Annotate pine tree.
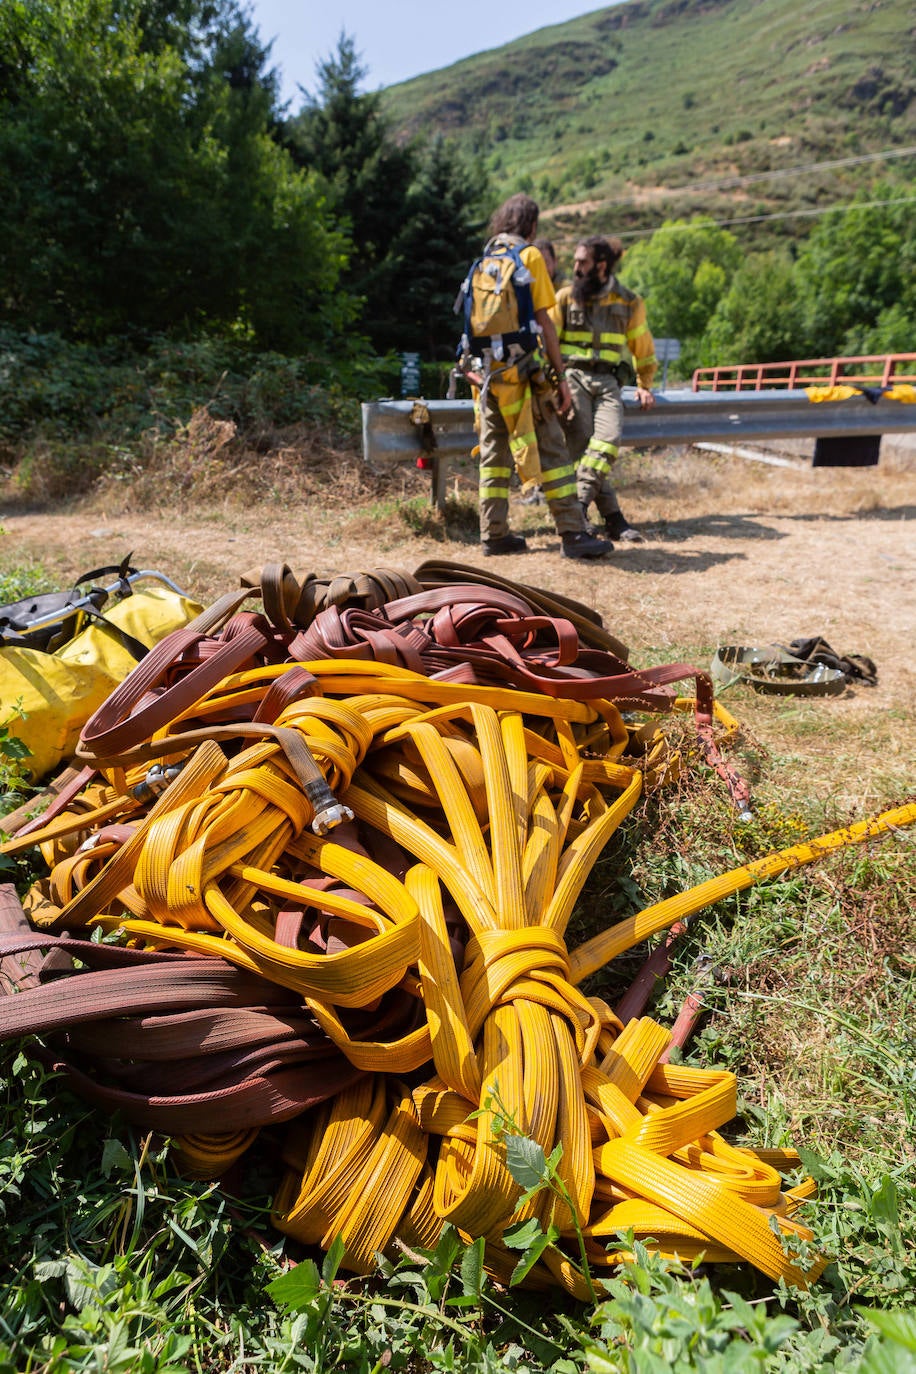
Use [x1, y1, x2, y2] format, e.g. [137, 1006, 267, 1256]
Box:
[286, 35, 488, 358]
[285, 35, 413, 344]
[387, 135, 486, 358]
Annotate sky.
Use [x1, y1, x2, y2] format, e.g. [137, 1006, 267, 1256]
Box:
[247, 1, 613, 106]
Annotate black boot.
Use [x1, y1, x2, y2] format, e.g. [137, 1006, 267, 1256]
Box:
[482, 532, 529, 556]
[604, 512, 645, 543]
[561, 531, 613, 560]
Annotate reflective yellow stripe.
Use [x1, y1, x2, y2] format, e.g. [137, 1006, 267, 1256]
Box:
[588, 439, 617, 458]
[493, 376, 541, 485]
[542, 463, 578, 498]
[541, 461, 577, 483]
[562, 350, 623, 365]
[598, 333, 626, 346]
[481, 484, 511, 498]
[582, 453, 612, 476]
[509, 431, 537, 453]
[628, 323, 649, 341]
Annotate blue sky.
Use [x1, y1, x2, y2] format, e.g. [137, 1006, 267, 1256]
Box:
[247, 1, 613, 106]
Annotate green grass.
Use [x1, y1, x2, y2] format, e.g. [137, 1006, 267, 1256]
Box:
[382, 0, 916, 252]
[361, 493, 480, 544]
[1, 748, 914, 1369]
[0, 560, 51, 604]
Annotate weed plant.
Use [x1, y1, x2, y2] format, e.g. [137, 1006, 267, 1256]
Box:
[0, 331, 405, 508]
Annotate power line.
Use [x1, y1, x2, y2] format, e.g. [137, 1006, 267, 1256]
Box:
[604, 143, 916, 203]
[616, 193, 916, 239]
[545, 145, 916, 220]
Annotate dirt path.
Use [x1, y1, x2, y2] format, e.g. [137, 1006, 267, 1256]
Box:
[4, 443, 914, 808]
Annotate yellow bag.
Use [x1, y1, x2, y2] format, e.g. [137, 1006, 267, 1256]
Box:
[2, 581, 203, 782]
[58, 583, 203, 685]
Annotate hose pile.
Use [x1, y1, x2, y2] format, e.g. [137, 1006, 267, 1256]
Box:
[2, 562, 912, 1298]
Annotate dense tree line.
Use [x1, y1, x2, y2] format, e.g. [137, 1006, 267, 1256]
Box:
[0, 6, 485, 362]
[621, 190, 916, 376]
[1, 0, 909, 397]
[285, 37, 486, 359]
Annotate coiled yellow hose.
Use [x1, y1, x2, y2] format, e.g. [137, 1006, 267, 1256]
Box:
[5, 658, 913, 1296]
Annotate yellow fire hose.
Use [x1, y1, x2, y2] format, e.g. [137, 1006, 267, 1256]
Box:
[4, 659, 914, 1298]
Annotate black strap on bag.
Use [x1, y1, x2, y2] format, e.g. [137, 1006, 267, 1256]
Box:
[0, 555, 148, 661]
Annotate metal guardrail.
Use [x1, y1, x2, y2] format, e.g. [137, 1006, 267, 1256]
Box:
[362, 389, 916, 505]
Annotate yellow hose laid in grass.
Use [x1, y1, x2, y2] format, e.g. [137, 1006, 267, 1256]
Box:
[6, 660, 913, 1297]
[569, 802, 916, 984]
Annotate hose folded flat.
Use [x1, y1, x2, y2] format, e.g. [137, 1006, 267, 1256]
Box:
[2, 563, 912, 1296]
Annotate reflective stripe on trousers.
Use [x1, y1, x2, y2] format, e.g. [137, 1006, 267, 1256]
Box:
[478, 379, 583, 540]
[566, 367, 624, 521]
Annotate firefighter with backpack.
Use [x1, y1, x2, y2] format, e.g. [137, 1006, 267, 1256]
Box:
[455, 195, 611, 559]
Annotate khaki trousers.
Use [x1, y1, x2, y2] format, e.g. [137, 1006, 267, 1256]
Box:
[478, 380, 583, 541]
[565, 369, 625, 519]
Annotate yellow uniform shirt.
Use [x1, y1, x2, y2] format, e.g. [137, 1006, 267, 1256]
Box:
[520, 245, 556, 315]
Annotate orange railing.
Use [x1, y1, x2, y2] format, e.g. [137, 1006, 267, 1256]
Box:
[692, 353, 916, 392]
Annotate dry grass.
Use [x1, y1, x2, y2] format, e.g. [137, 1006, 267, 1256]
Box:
[3, 427, 914, 808]
[90, 409, 414, 515]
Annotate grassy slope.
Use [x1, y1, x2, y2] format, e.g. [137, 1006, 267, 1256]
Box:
[383, 0, 916, 250]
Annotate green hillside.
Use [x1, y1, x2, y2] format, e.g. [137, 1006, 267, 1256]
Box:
[383, 0, 916, 253]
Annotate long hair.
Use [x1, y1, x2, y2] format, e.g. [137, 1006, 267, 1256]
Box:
[489, 194, 540, 241]
[580, 235, 622, 276]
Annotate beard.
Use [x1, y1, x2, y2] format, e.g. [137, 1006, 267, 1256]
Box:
[572, 266, 606, 305]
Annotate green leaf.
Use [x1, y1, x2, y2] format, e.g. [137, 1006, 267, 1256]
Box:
[502, 1216, 545, 1252]
[33, 1258, 68, 1281]
[505, 1134, 548, 1191]
[508, 1227, 556, 1287]
[166, 1216, 202, 1255]
[0, 736, 32, 761]
[582, 1344, 621, 1373]
[100, 1138, 133, 1178]
[857, 1308, 916, 1352]
[859, 1344, 916, 1374]
[431, 1223, 462, 1274]
[868, 1176, 900, 1233]
[796, 1146, 841, 1183]
[460, 1234, 485, 1299]
[63, 1258, 116, 1310]
[266, 1259, 322, 1312]
[322, 1233, 346, 1284]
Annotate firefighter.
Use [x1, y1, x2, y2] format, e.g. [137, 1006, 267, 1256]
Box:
[552, 235, 657, 542]
[533, 237, 560, 286]
[468, 195, 611, 559]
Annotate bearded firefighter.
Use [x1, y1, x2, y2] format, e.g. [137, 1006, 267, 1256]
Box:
[457, 196, 611, 560]
[551, 235, 657, 543]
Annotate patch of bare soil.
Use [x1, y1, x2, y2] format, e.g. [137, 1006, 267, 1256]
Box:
[3, 440, 914, 813]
